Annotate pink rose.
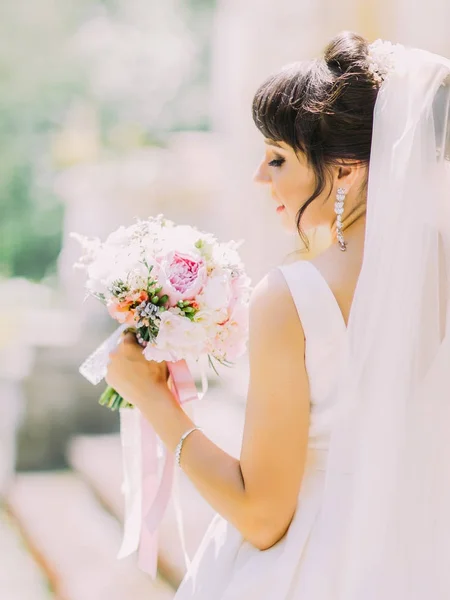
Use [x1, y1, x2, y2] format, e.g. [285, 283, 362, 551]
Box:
[159, 252, 207, 306]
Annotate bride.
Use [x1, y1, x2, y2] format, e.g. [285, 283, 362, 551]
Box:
[106, 31, 450, 599]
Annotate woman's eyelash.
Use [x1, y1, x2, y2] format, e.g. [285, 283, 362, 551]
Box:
[268, 157, 285, 167]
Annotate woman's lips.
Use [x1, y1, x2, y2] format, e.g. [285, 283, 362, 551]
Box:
[271, 193, 285, 213]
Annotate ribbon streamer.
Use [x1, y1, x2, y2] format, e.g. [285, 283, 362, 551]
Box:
[79, 326, 209, 579]
[118, 358, 208, 579]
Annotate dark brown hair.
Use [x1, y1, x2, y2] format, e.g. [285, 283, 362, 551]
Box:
[252, 31, 379, 243]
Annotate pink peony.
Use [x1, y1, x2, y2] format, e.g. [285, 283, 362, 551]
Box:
[159, 252, 207, 306]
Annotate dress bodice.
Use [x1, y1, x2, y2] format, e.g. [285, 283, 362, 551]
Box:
[279, 260, 347, 450]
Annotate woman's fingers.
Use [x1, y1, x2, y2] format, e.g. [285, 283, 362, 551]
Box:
[123, 331, 138, 345]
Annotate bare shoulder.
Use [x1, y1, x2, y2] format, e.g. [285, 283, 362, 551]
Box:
[241, 269, 309, 549]
[249, 268, 303, 339]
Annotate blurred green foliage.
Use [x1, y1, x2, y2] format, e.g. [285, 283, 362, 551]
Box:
[0, 1, 84, 280]
[0, 0, 216, 281]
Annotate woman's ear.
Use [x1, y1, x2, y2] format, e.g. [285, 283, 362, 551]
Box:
[337, 163, 363, 191]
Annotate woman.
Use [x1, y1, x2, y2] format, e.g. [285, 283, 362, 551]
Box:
[106, 32, 450, 599]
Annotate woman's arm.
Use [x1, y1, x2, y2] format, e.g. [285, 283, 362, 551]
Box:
[106, 268, 310, 550]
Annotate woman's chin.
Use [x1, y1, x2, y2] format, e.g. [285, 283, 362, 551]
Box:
[277, 208, 297, 233]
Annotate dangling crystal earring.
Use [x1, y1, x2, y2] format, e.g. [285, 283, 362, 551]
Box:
[335, 187, 347, 252]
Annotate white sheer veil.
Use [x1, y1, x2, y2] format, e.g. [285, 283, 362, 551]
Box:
[313, 46, 450, 599]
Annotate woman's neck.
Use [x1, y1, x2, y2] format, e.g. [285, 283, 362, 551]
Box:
[342, 203, 366, 239]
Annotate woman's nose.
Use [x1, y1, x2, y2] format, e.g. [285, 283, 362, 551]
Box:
[253, 160, 271, 185]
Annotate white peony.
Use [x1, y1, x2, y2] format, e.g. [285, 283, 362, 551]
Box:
[198, 272, 232, 311]
[153, 310, 207, 359]
[212, 241, 243, 269]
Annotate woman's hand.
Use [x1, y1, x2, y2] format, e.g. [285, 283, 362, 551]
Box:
[106, 332, 170, 408]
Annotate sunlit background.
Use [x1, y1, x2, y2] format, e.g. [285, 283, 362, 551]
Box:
[1, 1, 449, 598]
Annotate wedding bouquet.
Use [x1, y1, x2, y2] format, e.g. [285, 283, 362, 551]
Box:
[73, 215, 251, 410]
[72, 215, 251, 577]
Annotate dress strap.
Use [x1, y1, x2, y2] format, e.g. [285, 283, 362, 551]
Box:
[278, 261, 346, 343]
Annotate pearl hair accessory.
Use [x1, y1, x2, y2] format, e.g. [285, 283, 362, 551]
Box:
[335, 187, 347, 252]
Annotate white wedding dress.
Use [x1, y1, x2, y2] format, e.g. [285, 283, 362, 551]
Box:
[174, 259, 349, 599]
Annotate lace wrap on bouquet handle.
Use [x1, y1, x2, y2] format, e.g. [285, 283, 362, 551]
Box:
[310, 49, 450, 600]
[79, 324, 129, 385]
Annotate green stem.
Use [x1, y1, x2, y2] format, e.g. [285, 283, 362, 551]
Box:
[98, 385, 133, 411]
[99, 385, 115, 408]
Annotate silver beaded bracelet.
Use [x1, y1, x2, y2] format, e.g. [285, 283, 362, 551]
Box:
[175, 427, 203, 468]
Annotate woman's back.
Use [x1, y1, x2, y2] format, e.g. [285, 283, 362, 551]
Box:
[310, 217, 365, 329]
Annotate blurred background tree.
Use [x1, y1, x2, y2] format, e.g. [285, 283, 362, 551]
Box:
[0, 0, 216, 281]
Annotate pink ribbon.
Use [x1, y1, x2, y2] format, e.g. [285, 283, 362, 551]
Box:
[120, 359, 199, 579]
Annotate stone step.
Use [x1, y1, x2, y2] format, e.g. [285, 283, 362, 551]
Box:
[7, 472, 174, 600]
[68, 388, 245, 587]
[0, 507, 52, 600]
